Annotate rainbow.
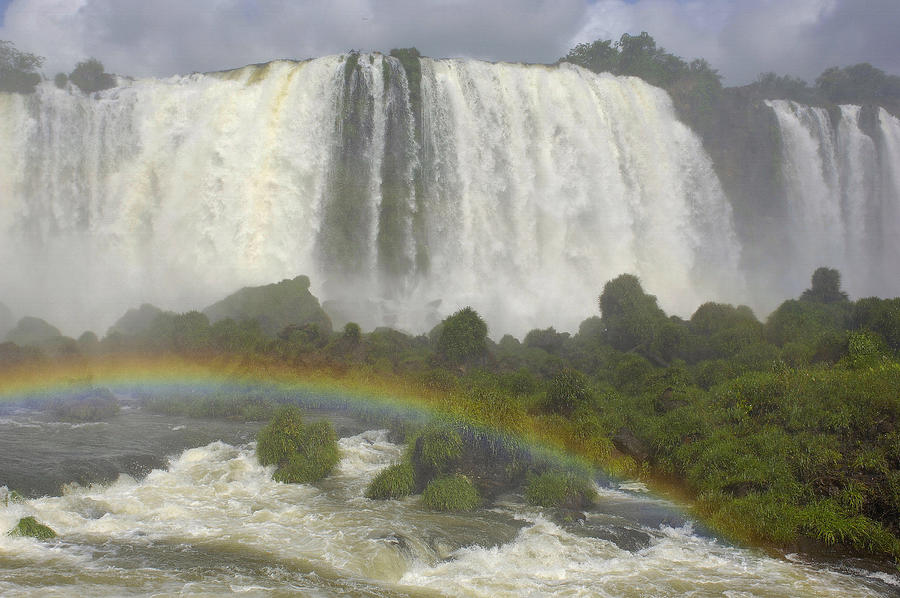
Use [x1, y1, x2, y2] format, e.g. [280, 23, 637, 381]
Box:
[0, 354, 585, 469]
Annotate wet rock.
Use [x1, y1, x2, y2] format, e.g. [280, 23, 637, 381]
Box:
[612, 427, 649, 462]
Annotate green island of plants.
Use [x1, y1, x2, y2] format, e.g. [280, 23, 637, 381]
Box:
[256, 405, 340, 484]
[422, 474, 480, 512]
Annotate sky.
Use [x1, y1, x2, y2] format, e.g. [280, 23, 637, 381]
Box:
[1, 0, 899, 86]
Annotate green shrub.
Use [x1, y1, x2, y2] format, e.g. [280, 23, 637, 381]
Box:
[422, 475, 480, 511]
[545, 368, 592, 415]
[524, 471, 597, 509]
[436, 307, 488, 367]
[9, 517, 56, 540]
[257, 406, 340, 483]
[365, 462, 415, 499]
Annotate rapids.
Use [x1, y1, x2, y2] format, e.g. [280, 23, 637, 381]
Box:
[0, 402, 897, 597]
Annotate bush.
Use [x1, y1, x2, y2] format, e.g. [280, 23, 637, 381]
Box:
[0, 41, 43, 94]
[257, 406, 340, 483]
[69, 58, 115, 93]
[422, 474, 480, 511]
[9, 517, 56, 540]
[435, 307, 487, 367]
[545, 368, 592, 415]
[365, 462, 415, 499]
[524, 471, 597, 509]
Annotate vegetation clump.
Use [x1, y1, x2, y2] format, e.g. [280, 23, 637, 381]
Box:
[51, 388, 119, 422]
[142, 392, 276, 421]
[421, 474, 480, 511]
[408, 422, 463, 484]
[524, 471, 597, 509]
[257, 406, 340, 483]
[365, 462, 415, 499]
[69, 58, 115, 93]
[203, 275, 332, 338]
[0, 40, 43, 94]
[9, 516, 56, 540]
[435, 307, 488, 368]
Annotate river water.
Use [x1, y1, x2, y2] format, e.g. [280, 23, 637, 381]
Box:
[0, 401, 896, 597]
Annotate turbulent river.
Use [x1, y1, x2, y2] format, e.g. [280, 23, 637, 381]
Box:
[0, 400, 896, 597]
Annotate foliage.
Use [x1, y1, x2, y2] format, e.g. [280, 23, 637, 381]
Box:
[409, 422, 463, 478]
[69, 58, 115, 94]
[257, 406, 340, 483]
[801, 267, 849, 304]
[435, 307, 487, 367]
[108, 304, 169, 337]
[9, 517, 56, 540]
[142, 391, 276, 421]
[5, 317, 62, 347]
[544, 368, 592, 416]
[53, 72, 67, 89]
[365, 462, 415, 499]
[598, 274, 667, 353]
[524, 327, 569, 354]
[203, 275, 332, 338]
[343, 322, 361, 343]
[524, 471, 597, 509]
[816, 63, 900, 104]
[0, 40, 43, 93]
[421, 474, 480, 511]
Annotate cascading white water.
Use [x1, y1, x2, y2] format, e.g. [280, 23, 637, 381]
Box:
[765, 100, 900, 299]
[0, 55, 743, 337]
[877, 108, 900, 296]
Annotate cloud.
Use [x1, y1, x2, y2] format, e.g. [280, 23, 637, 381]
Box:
[574, 0, 900, 85]
[1, 0, 898, 84]
[0, 0, 585, 77]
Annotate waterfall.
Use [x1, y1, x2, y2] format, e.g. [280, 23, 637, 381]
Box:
[766, 100, 900, 300]
[2, 54, 745, 336]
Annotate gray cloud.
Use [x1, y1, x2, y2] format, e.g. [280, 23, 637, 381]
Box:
[0, 0, 585, 77]
[1, 0, 898, 85]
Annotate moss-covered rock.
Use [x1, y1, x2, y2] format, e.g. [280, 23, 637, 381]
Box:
[5, 316, 63, 347]
[203, 275, 332, 337]
[365, 462, 415, 499]
[408, 423, 463, 488]
[9, 516, 56, 540]
[257, 406, 340, 484]
[524, 471, 597, 510]
[107, 304, 170, 337]
[422, 474, 480, 511]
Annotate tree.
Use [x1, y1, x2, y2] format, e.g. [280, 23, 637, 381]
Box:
[801, 267, 849, 304]
[598, 274, 667, 352]
[0, 40, 43, 93]
[436, 307, 487, 367]
[561, 39, 618, 74]
[69, 58, 115, 94]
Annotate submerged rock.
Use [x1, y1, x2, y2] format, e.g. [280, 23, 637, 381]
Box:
[8, 516, 56, 540]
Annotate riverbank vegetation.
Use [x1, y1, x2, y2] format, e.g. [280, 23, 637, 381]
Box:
[1, 267, 897, 566]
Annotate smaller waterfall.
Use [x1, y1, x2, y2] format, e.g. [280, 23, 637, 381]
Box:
[766, 100, 899, 299]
